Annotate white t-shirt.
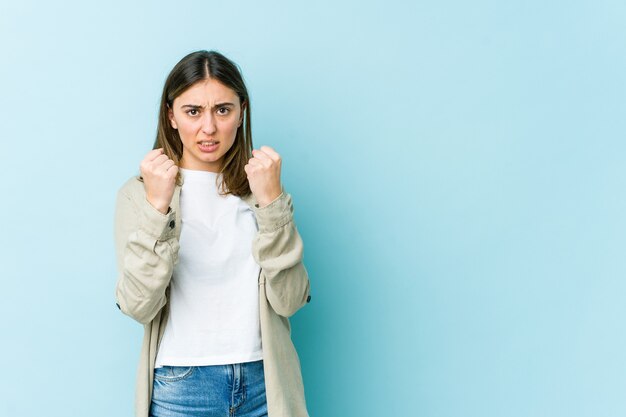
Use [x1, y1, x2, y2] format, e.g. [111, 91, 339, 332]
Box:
[154, 167, 263, 367]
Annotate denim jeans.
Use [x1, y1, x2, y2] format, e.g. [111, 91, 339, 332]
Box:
[149, 359, 268, 417]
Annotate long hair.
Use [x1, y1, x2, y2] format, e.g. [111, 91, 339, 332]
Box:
[152, 50, 253, 197]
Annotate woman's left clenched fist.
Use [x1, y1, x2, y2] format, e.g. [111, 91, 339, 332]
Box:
[244, 145, 282, 207]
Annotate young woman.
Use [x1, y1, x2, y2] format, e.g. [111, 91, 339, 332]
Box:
[113, 50, 311, 417]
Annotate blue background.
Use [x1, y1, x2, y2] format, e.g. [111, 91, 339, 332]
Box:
[1, 1, 625, 416]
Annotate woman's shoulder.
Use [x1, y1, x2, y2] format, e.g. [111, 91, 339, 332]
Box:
[117, 173, 145, 199]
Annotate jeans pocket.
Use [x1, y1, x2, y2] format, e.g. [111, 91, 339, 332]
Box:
[154, 365, 195, 382]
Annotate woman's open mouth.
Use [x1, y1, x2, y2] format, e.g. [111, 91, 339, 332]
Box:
[198, 140, 219, 153]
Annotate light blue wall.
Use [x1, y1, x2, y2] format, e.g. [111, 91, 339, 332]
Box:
[1, 1, 624, 416]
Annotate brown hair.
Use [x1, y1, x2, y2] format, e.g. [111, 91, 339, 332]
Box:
[152, 50, 253, 197]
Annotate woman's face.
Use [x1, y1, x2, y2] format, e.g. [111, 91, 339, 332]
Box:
[168, 78, 244, 172]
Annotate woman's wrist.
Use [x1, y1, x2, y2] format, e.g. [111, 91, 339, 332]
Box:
[146, 196, 170, 215]
[255, 190, 282, 208]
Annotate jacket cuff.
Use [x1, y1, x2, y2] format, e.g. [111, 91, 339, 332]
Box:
[137, 195, 177, 240]
[253, 191, 293, 233]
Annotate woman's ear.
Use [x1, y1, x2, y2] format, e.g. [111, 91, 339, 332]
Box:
[167, 104, 178, 129]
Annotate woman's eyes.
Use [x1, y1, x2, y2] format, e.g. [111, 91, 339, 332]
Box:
[186, 108, 230, 116]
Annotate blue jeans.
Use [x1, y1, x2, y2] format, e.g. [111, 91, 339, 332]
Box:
[149, 359, 268, 417]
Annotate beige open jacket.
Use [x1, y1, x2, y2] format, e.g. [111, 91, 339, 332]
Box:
[113, 174, 311, 417]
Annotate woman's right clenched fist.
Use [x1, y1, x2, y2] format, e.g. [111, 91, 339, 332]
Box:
[140, 148, 178, 214]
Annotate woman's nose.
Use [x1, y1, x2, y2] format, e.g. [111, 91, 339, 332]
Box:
[201, 112, 217, 135]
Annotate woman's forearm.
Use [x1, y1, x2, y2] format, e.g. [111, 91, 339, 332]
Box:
[114, 188, 178, 324]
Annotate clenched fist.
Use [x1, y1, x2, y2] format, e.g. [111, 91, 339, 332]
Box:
[140, 148, 178, 214]
[244, 145, 282, 208]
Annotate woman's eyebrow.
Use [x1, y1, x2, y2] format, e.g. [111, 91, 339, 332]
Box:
[180, 102, 236, 109]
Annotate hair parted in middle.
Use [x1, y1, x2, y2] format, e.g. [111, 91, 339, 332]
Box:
[152, 50, 253, 197]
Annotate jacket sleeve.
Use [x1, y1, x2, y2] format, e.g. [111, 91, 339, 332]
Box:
[113, 186, 179, 325]
[251, 191, 311, 318]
